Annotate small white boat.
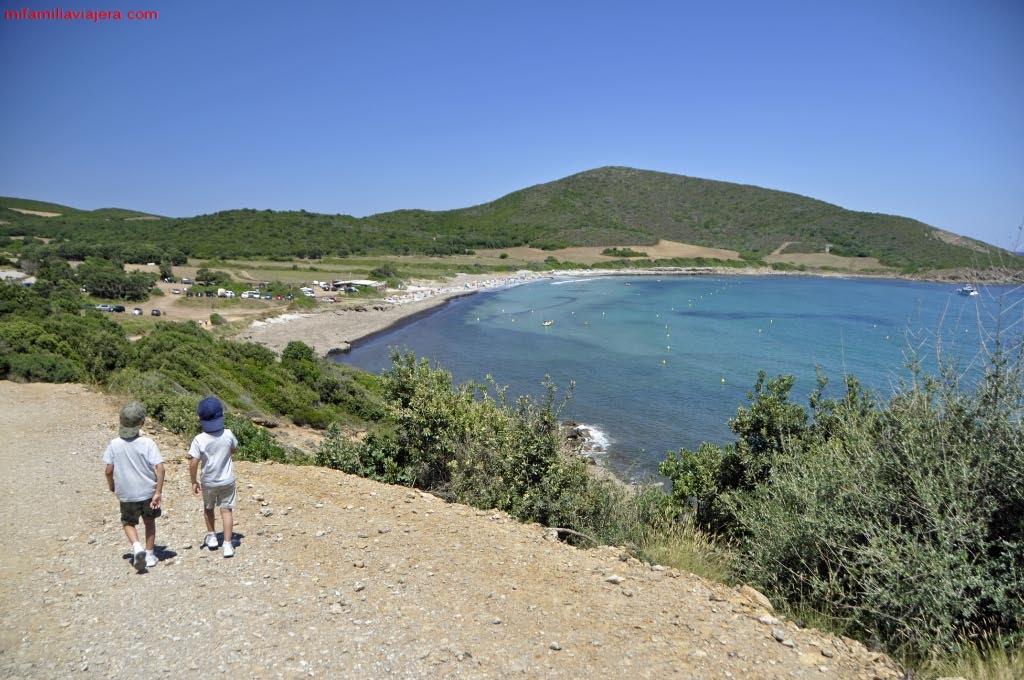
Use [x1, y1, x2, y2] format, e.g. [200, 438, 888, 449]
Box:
[542, 320, 554, 327]
[957, 284, 979, 297]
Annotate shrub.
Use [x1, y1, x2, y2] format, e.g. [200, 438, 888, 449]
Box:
[225, 414, 298, 463]
[661, 351, 1024, 660]
[6, 352, 83, 382]
[315, 350, 643, 539]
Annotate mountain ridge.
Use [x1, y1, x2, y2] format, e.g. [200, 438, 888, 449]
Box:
[2, 166, 1019, 273]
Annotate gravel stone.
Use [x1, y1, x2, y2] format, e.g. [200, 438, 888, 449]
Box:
[0, 382, 903, 679]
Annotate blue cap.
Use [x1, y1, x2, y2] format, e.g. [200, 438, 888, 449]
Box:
[197, 396, 224, 433]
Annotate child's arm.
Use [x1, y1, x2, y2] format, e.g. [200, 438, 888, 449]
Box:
[189, 457, 201, 495]
[151, 462, 165, 508]
[105, 463, 115, 493]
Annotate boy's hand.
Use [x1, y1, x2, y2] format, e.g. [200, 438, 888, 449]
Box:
[192, 481, 201, 495]
[150, 492, 162, 509]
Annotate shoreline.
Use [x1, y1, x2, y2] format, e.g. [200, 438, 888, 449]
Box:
[329, 290, 478, 355]
[234, 265, 997, 358]
[236, 270, 552, 356]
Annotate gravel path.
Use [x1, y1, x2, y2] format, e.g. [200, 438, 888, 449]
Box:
[0, 381, 901, 679]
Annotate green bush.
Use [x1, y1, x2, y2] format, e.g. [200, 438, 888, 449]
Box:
[106, 368, 196, 434]
[660, 352, 1024, 661]
[316, 351, 641, 539]
[225, 414, 297, 463]
[5, 352, 83, 382]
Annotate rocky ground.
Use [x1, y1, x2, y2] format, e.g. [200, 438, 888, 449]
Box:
[0, 381, 904, 679]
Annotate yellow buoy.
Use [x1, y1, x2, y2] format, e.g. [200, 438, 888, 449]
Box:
[661, 359, 666, 365]
[721, 378, 726, 384]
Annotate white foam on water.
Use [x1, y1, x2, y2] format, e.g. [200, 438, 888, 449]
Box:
[569, 422, 612, 461]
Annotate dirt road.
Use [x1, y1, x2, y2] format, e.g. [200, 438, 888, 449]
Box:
[0, 381, 901, 679]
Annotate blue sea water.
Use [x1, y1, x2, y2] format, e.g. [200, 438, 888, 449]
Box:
[336, 275, 1022, 481]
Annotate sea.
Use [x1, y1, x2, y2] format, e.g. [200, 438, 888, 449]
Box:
[335, 275, 1022, 481]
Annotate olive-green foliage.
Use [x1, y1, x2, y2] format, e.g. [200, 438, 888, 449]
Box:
[0, 281, 131, 383]
[224, 414, 302, 464]
[660, 371, 809, 530]
[77, 257, 155, 301]
[0, 276, 384, 430]
[195, 268, 232, 286]
[369, 263, 399, 280]
[316, 351, 646, 539]
[601, 247, 648, 257]
[106, 368, 198, 434]
[5, 167, 1020, 272]
[660, 351, 1024, 660]
[128, 329, 379, 430]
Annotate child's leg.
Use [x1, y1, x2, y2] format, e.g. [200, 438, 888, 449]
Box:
[204, 507, 216, 534]
[122, 523, 140, 547]
[142, 516, 157, 551]
[221, 508, 233, 546]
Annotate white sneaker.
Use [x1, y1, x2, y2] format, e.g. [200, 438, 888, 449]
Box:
[133, 548, 146, 571]
[222, 542, 234, 558]
[145, 551, 158, 568]
[204, 532, 219, 550]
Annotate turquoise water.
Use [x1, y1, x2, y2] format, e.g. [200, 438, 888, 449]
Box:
[336, 276, 1021, 480]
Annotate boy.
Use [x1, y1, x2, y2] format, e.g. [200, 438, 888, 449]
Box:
[103, 401, 164, 572]
[188, 396, 238, 558]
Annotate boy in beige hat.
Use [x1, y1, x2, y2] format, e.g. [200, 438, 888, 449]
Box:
[103, 401, 165, 572]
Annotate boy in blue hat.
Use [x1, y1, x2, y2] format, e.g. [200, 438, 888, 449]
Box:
[188, 396, 238, 558]
[103, 401, 165, 572]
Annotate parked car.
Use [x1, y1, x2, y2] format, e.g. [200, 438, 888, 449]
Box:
[151, 309, 161, 316]
[131, 308, 143, 315]
[111, 305, 126, 313]
[171, 288, 181, 294]
[181, 278, 193, 284]
[95, 304, 112, 312]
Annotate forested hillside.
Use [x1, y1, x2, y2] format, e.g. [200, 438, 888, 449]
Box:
[2, 167, 1018, 272]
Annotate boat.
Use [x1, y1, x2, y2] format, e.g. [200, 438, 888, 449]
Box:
[957, 284, 979, 297]
[542, 320, 554, 327]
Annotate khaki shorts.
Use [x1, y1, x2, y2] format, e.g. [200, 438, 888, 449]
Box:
[119, 499, 162, 526]
[202, 482, 237, 510]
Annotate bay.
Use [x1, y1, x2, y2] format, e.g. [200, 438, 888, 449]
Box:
[335, 275, 1021, 481]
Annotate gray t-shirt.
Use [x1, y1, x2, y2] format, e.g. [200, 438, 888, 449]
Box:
[188, 429, 238, 487]
[103, 436, 163, 503]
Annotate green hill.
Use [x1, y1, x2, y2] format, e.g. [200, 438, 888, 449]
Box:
[2, 167, 1019, 273]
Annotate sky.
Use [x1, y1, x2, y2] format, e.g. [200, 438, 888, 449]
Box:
[1, 0, 1021, 247]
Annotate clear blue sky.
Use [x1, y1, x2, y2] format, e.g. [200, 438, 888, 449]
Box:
[1, 0, 1021, 247]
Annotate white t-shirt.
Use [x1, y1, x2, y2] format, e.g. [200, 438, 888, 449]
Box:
[188, 429, 238, 487]
[103, 436, 164, 502]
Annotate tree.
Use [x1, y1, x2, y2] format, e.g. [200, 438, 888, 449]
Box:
[194, 268, 231, 286]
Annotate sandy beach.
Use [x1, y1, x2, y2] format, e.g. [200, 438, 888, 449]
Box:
[236, 270, 553, 356]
